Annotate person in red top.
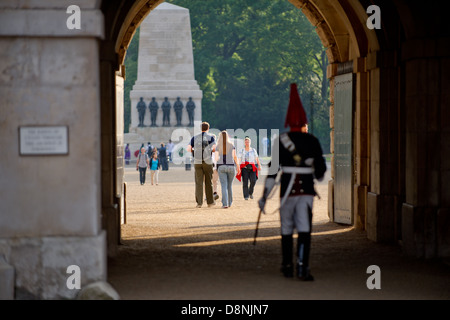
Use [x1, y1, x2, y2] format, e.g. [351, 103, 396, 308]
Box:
[237, 137, 262, 200]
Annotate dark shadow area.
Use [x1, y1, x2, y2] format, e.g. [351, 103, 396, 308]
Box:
[108, 219, 450, 299]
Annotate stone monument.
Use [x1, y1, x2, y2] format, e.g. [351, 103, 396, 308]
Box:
[127, 2, 202, 157]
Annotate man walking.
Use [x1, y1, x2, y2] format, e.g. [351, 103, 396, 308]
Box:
[187, 122, 216, 208]
[258, 83, 326, 281]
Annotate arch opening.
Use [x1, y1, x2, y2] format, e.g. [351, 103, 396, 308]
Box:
[100, 0, 383, 257]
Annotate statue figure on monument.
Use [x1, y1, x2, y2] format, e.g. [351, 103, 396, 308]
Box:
[186, 97, 196, 127]
[149, 97, 159, 127]
[137, 97, 147, 127]
[162, 97, 171, 126]
[174, 97, 184, 126]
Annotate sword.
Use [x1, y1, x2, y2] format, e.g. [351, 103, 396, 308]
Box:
[253, 209, 263, 245]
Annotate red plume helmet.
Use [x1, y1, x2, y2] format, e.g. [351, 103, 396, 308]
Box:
[284, 83, 308, 129]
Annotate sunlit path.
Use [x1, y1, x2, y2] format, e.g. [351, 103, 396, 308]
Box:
[108, 166, 450, 300]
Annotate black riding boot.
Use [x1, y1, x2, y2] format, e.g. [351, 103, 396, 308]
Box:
[281, 235, 293, 277]
[297, 232, 314, 281]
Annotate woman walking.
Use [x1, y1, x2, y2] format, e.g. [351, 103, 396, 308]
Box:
[136, 147, 150, 185]
[150, 152, 161, 185]
[211, 134, 220, 201]
[215, 131, 240, 208]
[238, 137, 261, 200]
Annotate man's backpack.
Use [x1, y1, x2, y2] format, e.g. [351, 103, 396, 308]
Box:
[193, 133, 212, 162]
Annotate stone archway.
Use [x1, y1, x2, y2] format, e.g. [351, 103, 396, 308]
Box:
[101, 0, 450, 262]
[2, 0, 449, 300]
[101, 0, 379, 252]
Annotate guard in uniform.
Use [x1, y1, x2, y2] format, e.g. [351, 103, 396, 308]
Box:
[258, 83, 326, 281]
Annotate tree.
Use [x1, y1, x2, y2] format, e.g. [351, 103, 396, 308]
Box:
[124, 1, 330, 152]
[123, 27, 140, 133]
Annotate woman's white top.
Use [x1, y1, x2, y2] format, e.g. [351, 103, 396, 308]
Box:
[238, 147, 258, 163]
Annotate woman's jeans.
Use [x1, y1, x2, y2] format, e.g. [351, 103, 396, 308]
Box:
[241, 167, 257, 199]
[139, 167, 147, 184]
[218, 165, 235, 207]
[151, 169, 159, 184]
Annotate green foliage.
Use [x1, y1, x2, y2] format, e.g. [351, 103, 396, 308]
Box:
[123, 27, 140, 133]
[124, 1, 330, 152]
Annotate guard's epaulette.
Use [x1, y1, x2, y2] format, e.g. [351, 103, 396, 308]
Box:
[279, 132, 301, 166]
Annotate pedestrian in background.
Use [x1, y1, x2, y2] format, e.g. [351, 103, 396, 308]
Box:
[149, 152, 161, 185]
[146, 142, 154, 158]
[187, 122, 216, 208]
[237, 137, 261, 200]
[136, 147, 149, 185]
[125, 143, 131, 165]
[216, 131, 240, 208]
[167, 139, 175, 162]
[159, 143, 169, 171]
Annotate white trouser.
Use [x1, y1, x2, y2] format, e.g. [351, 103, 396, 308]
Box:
[151, 169, 159, 184]
[279, 195, 314, 235]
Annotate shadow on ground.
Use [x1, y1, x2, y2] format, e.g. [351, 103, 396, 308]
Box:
[108, 219, 450, 300]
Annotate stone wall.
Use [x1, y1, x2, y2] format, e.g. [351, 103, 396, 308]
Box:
[0, 1, 107, 299]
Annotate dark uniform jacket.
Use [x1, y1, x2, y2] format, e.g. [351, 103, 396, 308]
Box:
[268, 132, 326, 198]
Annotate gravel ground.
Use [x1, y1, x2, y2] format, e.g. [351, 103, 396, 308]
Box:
[107, 165, 450, 300]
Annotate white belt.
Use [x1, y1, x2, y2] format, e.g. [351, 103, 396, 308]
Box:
[279, 166, 314, 208]
[281, 166, 314, 174]
[263, 166, 317, 215]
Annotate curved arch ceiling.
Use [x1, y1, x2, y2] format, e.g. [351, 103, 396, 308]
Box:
[113, 0, 379, 68]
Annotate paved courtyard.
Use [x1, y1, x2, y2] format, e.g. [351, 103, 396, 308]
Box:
[107, 165, 450, 300]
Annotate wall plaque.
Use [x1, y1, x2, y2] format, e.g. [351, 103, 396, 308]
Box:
[19, 126, 69, 156]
